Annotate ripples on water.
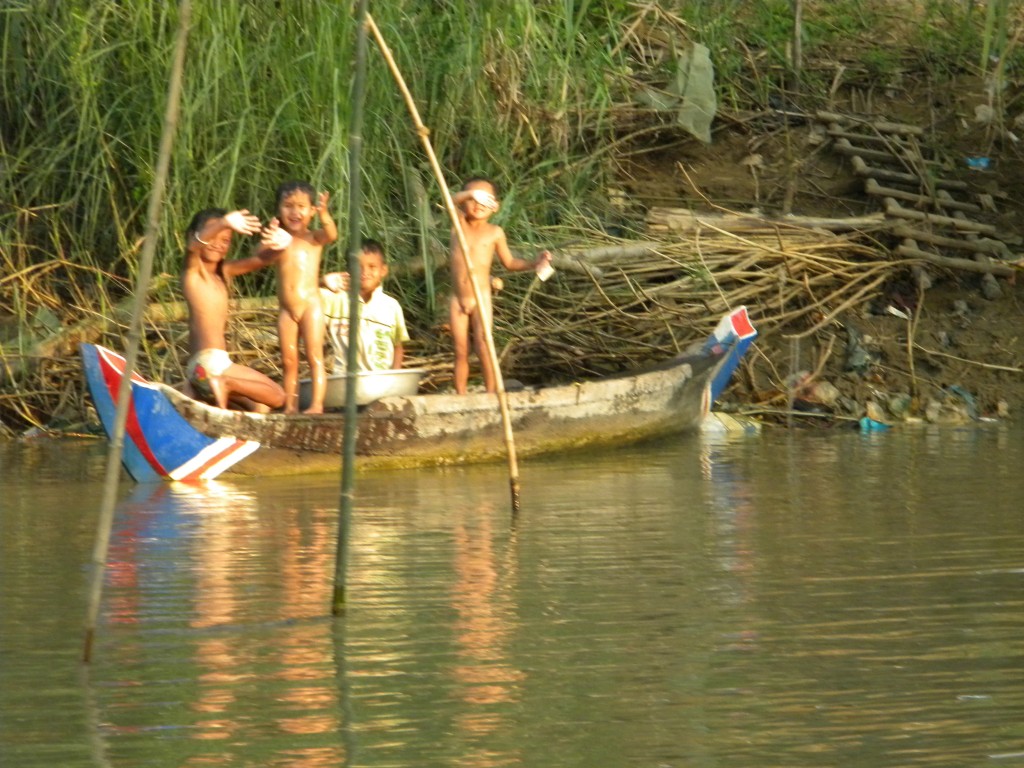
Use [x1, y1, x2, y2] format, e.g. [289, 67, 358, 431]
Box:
[2, 427, 1023, 767]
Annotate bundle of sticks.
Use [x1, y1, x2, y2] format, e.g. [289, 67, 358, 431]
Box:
[491, 212, 901, 383]
[0, 211, 950, 434]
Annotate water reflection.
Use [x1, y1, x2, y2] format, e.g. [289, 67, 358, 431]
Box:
[450, 508, 524, 767]
[98, 480, 346, 766]
[702, 436, 760, 661]
[3, 429, 1024, 767]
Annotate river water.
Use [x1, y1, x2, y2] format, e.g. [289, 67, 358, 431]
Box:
[2, 425, 1023, 767]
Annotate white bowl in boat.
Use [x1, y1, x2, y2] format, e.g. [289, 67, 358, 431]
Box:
[299, 368, 425, 409]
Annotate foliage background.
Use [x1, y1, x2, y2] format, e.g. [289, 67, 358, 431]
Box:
[1, 0, 1021, 434]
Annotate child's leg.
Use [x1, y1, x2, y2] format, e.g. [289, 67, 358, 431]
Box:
[278, 310, 301, 414]
[222, 363, 286, 412]
[299, 304, 326, 413]
[450, 295, 471, 394]
[471, 308, 496, 393]
[207, 376, 230, 410]
[186, 349, 231, 409]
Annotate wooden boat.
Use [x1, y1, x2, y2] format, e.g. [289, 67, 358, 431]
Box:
[79, 344, 260, 482]
[81, 306, 756, 481]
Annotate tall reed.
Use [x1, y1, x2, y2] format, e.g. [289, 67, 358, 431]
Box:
[1, 2, 629, 286]
[1, 0, 1015, 435]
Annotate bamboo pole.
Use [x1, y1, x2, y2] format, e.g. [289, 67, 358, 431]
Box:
[333, 0, 370, 616]
[366, 13, 522, 513]
[83, 0, 191, 663]
[791, 0, 803, 92]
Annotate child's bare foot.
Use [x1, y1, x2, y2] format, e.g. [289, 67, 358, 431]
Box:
[302, 405, 324, 415]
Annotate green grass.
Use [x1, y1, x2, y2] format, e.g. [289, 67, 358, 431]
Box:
[3, 1, 1011, 282]
[1, 0, 1017, 434]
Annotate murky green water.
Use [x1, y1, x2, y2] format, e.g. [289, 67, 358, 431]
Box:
[2, 426, 1024, 767]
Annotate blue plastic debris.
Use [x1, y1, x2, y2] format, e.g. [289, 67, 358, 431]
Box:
[946, 385, 978, 419]
[859, 417, 891, 432]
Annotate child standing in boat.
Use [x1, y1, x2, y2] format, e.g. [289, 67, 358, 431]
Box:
[321, 239, 409, 373]
[448, 177, 552, 394]
[257, 180, 338, 414]
[181, 208, 286, 413]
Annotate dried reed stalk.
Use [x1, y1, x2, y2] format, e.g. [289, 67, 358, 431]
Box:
[1, 219, 926, 435]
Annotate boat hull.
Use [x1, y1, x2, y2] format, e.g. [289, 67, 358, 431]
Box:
[80, 306, 755, 480]
[164, 352, 719, 475]
[80, 345, 259, 482]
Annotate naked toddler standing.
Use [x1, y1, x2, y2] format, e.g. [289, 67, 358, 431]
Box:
[448, 177, 552, 394]
[257, 180, 338, 413]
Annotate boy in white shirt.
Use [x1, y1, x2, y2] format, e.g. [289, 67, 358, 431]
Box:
[321, 239, 408, 372]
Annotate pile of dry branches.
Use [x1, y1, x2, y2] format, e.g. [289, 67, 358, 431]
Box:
[0, 213, 920, 436]
[494, 211, 903, 389]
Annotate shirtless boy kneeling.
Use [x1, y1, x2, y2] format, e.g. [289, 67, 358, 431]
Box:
[182, 208, 286, 413]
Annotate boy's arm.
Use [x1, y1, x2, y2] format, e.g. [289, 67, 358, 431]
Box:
[190, 210, 261, 253]
[313, 192, 338, 245]
[451, 189, 474, 207]
[222, 247, 279, 278]
[494, 231, 553, 276]
[224, 219, 287, 278]
[493, 229, 535, 272]
[449, 189, 476, 225]
[391, 343, 405, 370]
[243, 216, 293, 266]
